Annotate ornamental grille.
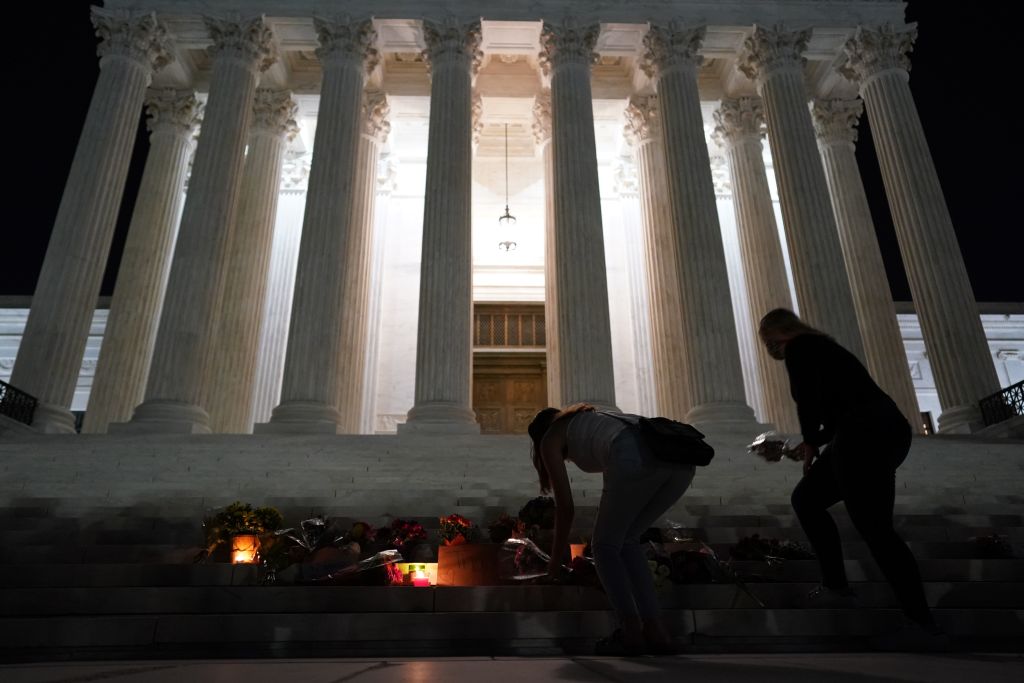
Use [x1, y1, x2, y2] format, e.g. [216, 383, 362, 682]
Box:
[474, 305, 545, 348]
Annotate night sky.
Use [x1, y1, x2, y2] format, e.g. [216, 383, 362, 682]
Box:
[5, 2, 1022, 303]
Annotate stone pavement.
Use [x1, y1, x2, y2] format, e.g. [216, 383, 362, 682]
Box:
[2, 654, 1023, 683]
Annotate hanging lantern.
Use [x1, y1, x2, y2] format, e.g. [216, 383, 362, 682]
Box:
[498, 122, 517, 251]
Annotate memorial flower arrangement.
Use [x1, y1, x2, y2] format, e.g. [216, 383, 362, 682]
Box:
[729, 534, 816, 563]
[487, 512, 526, 543]
[198, 501, 283, 561]
[383, 518, 427, 553]
[439, 513, 474, 545]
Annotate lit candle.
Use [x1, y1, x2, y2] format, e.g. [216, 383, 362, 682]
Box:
[412, 566, 430, 587]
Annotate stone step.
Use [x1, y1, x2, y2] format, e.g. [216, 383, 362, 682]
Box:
[1, 559, 1021, 588]
[0, 608, 1020, 661]
[2, 582, 1023, 617]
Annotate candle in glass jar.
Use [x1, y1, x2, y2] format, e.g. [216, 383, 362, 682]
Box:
[412, 566, 430, 587]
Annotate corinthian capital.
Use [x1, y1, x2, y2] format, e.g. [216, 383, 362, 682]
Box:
[737, 24, 810, 84]
[841, 23, 917, 84]
[204, 15, 277, 73]
[539, 18, 599, 73]
[91, 7, 174, 72]
[314, 16, 379, 73]
[712, 97, 765, 145]
[623, 95, 660, 145]
[811, 97, 863, 147]
[422, 17, 483, 73]
[144, 88, 202, 136]
[252, 89, 299, 139]
[471, 93, 484, 146]
[640, 21, 705, 79]
[532, 89, 552, 145]
[362, 90, 391, 143]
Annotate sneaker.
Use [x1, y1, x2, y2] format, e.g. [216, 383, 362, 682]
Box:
[795, 584, 860, 609]
[870, 621, 952, 652]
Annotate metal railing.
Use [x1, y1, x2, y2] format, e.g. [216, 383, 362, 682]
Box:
[979, 380, 1024, 427]
[0, 379, 38, 426]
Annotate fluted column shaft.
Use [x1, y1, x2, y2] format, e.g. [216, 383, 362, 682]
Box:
[124, 16, 275, 433]
[811, 97, 922, 431]
[533, 91, 561, 408]
[843, 25, 998, 433]
[264, 18, 377, 432]
[541, 19, 617, 410]
[623, 96, 689, 421]
[207, 90, 296, 433]
[714, 98, 799, 432]
[738, 26, 864, 359]
[11, 9, 171, 433]
[643, 23, 754, 426]
[402, 18, 481, 432]
[83, 89, 199, 433]
[336, 92, 390, 433]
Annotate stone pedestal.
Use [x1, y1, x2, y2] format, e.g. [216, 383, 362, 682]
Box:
[623, 95, 689, 421]
[10, 9, 171, 433]
[538, 18, 617, 411]
[82, 89, 199, 434]
[811, 97, 922, 431]
[122, 15, 276, 434]
[843, 24, 999, 433]
[713, 97, 799, 432]
[262, 18, 378, 433]
[642, 22, 754, 427]
[738, 25, 864, 359]
[206, 90, 297, 434]
[401, 18, 482, 433]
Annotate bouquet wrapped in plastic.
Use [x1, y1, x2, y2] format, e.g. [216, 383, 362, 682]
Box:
[747, 432, 802, 463]
[498, 537, 600, 587]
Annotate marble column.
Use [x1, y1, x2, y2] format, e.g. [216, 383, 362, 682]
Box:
[401, 18, 482, 432]
[539, 18, 617, 411]
[10, 8, 171, 433]
[738, 25, 865, 359]
[206, 90, 297, 434]
[122, 15, 275, 433]
[82, 89, 200, 434]
[263, 17, 378, 432]
[642, 22, 755, 426]
[532, 89, 561, 408]
[336, 91, 390, 433]
[713, 97, 799, 432]
[811, 97, 922, 431]
[622, 95, 690, 421]
[843, 24, 999, 433]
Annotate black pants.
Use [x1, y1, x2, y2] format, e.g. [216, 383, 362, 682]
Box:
[791, 402, 932, 624]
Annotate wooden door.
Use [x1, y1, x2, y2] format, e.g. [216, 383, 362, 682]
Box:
[473, 353, 547, 434]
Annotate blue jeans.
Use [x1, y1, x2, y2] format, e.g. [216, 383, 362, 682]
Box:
[591, 427, 696, 621]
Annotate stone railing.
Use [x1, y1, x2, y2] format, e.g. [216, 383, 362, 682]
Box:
[0, 379, 38, 426]
[979, 380, 1024, 428]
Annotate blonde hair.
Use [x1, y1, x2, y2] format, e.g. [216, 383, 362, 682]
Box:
[758, 308, 827, 340]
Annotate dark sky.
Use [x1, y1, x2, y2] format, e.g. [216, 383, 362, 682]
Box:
[5, 2, 1022, 302]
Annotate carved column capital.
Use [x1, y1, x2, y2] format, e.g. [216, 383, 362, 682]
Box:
[144, 88, 202, 137]
[422, 17, 483, 74]
[623, 94, 660, 146]
[314, 16, 379, 73]
[539, 18, 599, 74]
[640, 21, 705, 79]
[712, 97, 765, 147]
[841, 23, 917, 85]
[91, 7, 174, 72]
[737, 24, 810, 84]
[204, 15, 277, 73]
[251, 89, 299, 139]
[361, 90, 391, 143]
[532, 89, 552, 145]
[811, 97, 863, 148]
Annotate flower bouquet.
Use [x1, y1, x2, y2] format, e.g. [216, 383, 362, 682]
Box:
[439, 513, 474, 546]
[487, 512, 526, 544]
[197, 501, 283, 563]
[747, 432, 801, 463]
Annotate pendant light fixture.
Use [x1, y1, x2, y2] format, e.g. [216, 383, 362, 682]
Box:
[497, 123, 517, 251]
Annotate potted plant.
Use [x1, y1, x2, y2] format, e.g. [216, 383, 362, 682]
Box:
[200, 501, 283, 564]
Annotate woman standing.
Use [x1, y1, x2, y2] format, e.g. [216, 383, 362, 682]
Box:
[758, 308, 945, 647]
[527, 403, 695, 654]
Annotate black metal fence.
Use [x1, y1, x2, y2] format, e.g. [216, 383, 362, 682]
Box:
[979, 380, 1024, 428]
[0, 379, 38, 426]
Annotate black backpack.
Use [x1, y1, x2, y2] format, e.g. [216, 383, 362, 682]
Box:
[603, 412, 715, 467]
